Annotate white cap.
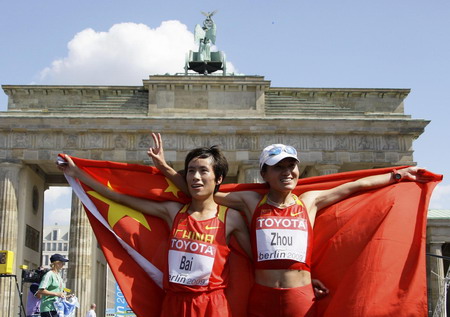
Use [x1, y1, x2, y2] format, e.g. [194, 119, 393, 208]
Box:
[259, 144, 299, 169]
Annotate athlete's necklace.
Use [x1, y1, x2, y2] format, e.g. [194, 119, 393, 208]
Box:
[266, 195, 296, 209]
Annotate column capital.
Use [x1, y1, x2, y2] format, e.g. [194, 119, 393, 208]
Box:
[314, 164, 341, 175]
[429, 242, 445, 253]
[0, 160, 24, 168]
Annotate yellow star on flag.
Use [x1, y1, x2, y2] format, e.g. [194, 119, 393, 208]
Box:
[164, 177, 181, 198]
[87, 191, 151, 231]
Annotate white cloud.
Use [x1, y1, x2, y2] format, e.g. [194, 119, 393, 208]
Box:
[38, 21, 235, 85]
[37, 20, 237, 228]
[429, 183, 450, 210]
[44, 207, 71, 226]
[44, 186, 72, 203]
[44, 187, 72, 227]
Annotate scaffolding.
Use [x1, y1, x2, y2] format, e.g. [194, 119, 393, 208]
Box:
[430, 253, 450, 317]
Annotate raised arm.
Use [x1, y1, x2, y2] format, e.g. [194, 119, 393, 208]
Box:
[214, 191, 260, 223]
[147, 133, 189, 195]
[301, 166, 433, 225]
[58, 154, 179, 225]
[148, 133, 261, 222]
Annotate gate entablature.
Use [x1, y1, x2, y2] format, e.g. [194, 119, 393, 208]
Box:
[0, 116, 427, 179]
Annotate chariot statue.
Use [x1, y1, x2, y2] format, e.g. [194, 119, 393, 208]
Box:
[185, 10, 227, 75]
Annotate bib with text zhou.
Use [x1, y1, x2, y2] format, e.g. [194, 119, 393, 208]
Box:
[256, 216, 308, 263]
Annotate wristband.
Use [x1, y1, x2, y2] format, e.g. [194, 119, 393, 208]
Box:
[392, 169, 402, 182]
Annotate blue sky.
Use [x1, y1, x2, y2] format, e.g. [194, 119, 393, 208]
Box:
[1, 1, 449, 223]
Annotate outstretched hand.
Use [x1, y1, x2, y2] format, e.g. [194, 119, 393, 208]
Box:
[147, 133, 167, 167]
[398, 166, 436, 183]
[56, 154, 78, 177]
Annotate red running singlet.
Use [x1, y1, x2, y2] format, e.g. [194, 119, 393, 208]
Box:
[165, 204, 231, 293]
[251, 194, 313, 271]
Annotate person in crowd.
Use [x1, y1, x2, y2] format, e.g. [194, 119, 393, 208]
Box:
[26, 283, 41, 317]
[36, 254, 68, 317]
[85, 303, 96, 317]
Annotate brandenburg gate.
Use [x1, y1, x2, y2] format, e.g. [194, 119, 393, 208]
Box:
[1, 73, 444, 315]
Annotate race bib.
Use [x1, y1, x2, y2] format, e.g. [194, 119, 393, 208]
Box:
[168, 238, 216, 286]
[256, 216, 308, 263]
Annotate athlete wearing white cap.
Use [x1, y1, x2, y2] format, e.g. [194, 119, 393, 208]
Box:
[151, 137, 430, 317]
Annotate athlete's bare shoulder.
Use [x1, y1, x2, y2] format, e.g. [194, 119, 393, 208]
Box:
[226, 208, 247, 224]
[162, 200, 185, 223]
[225, 207, 252, 257]
[224, 208, 248, 233]
[238, 190, 263, 211]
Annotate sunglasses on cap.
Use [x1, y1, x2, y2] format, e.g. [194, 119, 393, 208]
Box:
[267, 145, 297, 156]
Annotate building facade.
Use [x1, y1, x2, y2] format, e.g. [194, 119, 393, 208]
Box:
[42, 225, 70, 278]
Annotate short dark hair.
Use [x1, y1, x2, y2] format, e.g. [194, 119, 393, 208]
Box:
[184, 146, 228, 193]
[260, 164, 268, 173]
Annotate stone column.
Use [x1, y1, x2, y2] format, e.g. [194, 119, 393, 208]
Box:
[67, 193, 93, 317]
[315, 164, 340, 175]
[0, 162, 22, 315]
[238, 166, 262, 184]
[428, 242, 446, 317]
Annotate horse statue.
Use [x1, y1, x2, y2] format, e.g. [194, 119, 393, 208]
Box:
[185, 10, 227, 75]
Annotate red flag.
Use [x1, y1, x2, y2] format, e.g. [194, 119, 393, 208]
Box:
[60, 155, 442, 317]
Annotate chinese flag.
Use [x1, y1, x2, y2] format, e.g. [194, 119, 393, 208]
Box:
[61, 155, 442, 317]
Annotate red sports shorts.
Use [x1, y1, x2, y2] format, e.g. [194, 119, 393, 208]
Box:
[160, 288, 231, 317]
[248, 283, 316, 317]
